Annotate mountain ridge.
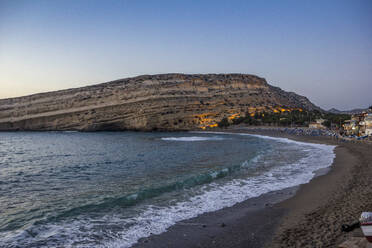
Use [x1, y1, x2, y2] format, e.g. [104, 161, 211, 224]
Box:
[327, 107, 368, 115]
[0, 73, 322, 131]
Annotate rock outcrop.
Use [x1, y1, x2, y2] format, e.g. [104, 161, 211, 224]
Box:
[0, 73, 321, 131]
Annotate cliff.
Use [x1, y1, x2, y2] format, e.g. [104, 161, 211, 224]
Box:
[0, 73, 321, 131]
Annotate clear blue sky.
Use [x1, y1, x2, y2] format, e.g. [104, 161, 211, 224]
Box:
[0, 0, 371, 110]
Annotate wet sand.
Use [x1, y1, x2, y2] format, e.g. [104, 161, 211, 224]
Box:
[133, 128, 372, 248]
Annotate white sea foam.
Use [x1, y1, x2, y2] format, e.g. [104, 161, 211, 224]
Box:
[194, 131, 335, 149]
[3, 133, 336, 248]
[104, 141, 335, 247]
[161, 136, 225, 141]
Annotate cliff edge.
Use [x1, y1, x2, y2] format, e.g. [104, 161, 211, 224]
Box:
[0, 73, 320, 131]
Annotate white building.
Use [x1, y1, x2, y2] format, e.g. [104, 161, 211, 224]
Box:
[363, 114, 372, 136]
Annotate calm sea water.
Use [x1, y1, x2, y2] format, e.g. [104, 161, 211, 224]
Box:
[0, 131, 335, 247]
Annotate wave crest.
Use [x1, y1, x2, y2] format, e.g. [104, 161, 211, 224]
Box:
[161, 136, 225, 141]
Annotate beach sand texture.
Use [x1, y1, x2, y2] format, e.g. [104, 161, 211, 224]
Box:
[271, 136, 372, 247]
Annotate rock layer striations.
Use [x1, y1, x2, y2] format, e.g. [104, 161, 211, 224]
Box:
[0, 74, 320, 131]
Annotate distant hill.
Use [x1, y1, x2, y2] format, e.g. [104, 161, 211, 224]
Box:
[0, 73, 322, 131]
[327, 108, 369, 115]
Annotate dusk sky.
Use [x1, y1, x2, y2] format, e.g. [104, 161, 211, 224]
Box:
[0, 0, 371, 110]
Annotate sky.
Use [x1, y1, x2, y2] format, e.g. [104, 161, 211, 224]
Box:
[0, 0, 371, 110]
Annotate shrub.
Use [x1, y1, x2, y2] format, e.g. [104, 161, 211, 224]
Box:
[217, 117, 230, 128]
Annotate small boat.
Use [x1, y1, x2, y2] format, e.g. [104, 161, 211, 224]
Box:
[360, 212, 372, 242]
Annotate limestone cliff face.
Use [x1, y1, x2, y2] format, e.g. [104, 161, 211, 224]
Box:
[0, 74, 320, 131]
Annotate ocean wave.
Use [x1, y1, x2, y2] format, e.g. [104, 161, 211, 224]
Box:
[33, 158, 259, 224]
[105, 143, 335, 247]
[194, 131, 336, 150]
[1, 142, 335, 248]
[161, 136, 226, 141]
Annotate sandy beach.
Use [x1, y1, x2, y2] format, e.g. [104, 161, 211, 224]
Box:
[133, 128, 372, 248]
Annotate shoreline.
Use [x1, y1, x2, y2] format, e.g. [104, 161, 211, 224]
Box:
[133, 128, 372, 248]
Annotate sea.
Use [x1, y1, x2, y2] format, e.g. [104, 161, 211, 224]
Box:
[0, 131, 335, 247]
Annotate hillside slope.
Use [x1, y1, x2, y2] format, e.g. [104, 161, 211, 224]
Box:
[0, 74, 321, 131]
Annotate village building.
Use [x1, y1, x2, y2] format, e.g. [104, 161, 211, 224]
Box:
[309, 118, 326, 129]
[361, 113, 372, 136]
[343, 118, 360, 136]
[343, 111, 372, 137]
